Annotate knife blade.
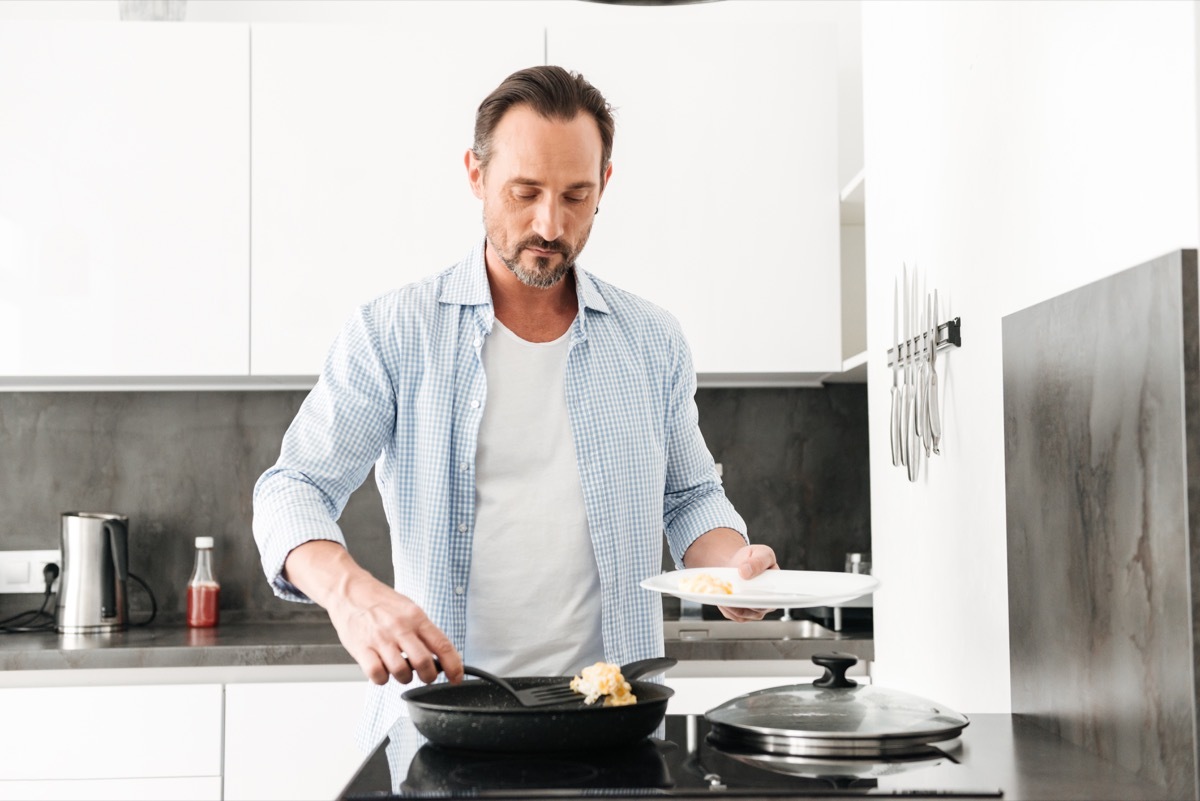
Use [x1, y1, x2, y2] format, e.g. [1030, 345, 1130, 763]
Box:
[890, 275, 901, 467]
[905, 267, 920, 481]
[929, 289, 942, 454]
[900, 264, 911, 470]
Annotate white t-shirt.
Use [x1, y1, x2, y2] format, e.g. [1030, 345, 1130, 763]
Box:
[463, 318, 605, 676]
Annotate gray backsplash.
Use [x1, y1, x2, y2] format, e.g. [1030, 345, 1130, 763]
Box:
[0, 385, 869, 624]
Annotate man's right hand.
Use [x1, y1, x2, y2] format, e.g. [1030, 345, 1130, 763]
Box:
[282, 540, 464, 687]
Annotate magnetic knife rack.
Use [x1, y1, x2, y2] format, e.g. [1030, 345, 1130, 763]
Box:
[886, 317, 963, 368]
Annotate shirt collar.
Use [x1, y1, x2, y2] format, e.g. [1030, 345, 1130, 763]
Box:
[439, 239, 611, 316]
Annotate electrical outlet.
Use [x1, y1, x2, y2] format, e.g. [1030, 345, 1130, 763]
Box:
[0, 550, 61, 594]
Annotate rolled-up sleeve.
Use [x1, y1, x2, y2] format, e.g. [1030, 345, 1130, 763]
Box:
[660, 327, 747, 567]
[252, 304, 397, 602]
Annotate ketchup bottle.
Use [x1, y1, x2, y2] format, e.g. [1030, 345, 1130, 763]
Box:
[186, 536, 220, 628]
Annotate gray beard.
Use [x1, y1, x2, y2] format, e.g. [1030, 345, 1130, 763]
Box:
[499, 247, 573, 289]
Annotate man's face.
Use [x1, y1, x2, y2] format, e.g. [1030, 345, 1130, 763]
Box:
[467, 104, 611, 289]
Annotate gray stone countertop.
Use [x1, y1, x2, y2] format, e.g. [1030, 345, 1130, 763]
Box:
[0, 619, 871, 672]
[0, 620, 354, 671]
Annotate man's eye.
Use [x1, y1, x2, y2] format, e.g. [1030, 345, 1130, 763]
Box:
[514, 192, 538, 201]
[565, 194, 588, 204]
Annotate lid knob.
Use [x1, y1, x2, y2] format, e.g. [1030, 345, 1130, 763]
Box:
[812, 653, 858, 688]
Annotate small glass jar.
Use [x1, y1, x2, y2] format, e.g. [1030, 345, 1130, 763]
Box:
[845, 552, 872, 575]
[186, 536, 220, 628]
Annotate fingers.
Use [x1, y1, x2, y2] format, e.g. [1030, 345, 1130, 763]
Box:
[718, 605, 774, 622]
[327, 580, 462, 686]
[377, 642, 416, 685]
[734, 543, 779, 579]
[431, 633, 465, 685]
[396, 640, 443, 686]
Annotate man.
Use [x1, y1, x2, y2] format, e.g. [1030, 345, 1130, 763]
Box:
[253, 65, 777, 748]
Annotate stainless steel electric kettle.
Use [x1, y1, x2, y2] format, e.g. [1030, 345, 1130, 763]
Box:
[55, 512, 130, 633]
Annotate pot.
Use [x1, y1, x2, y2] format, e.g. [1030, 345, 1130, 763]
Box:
[402, 674, 674, 753]
[704, 653, 968, 758]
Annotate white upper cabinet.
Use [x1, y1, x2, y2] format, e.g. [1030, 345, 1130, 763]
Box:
[249, 10, 543, 375]
[0, 23, 250, 377]
[545, 3, 842, 378]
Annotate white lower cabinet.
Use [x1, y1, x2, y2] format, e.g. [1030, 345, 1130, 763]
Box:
[0, 684, 223, 801]
[223, 681, 368, 801]
[0, 777, 222, 801]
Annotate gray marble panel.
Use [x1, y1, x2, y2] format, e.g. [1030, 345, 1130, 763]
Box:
[1002, 250, 1198, 799]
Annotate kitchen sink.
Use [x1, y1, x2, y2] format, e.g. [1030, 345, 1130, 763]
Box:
[663, 618, 839, 641]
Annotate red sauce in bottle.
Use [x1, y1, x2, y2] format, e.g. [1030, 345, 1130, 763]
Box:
[187, 581, 220, 628]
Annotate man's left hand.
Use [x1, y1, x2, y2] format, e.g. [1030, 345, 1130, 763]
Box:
[719, 543, 779, 622]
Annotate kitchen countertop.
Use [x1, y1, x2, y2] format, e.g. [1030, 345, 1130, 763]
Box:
[0, 619, 871, 675]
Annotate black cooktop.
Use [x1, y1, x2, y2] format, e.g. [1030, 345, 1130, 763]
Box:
[339, 715, 1004, 799]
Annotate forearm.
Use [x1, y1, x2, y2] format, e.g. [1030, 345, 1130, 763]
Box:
[282, 539, 379, 613]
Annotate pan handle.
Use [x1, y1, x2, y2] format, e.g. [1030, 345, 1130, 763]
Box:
[622, 657, 677, 681]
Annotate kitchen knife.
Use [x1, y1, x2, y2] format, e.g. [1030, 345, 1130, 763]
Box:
[929, 289, 942, 454]
[900, 265, 911, 470]
[906, 268, 920, 481]
[890, 276, 901, 467]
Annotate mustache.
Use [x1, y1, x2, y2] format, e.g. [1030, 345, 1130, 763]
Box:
[518, 236, 569, 255]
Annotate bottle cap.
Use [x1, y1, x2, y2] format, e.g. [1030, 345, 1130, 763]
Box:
[195, 536, 215, 549]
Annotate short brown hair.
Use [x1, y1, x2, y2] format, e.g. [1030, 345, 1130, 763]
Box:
[472, 65, 615, 186]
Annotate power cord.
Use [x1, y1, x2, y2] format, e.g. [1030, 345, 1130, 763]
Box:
[0, 563, 59, 633]
[0, 565, 157, 632]
[129, 572, 157, 627]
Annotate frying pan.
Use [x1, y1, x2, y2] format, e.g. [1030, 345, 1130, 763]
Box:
[402, 670, 674, 753]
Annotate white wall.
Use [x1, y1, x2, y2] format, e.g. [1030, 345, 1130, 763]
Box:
[863, 0, 1198, 713]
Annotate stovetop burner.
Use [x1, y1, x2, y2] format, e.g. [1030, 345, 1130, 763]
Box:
[342, 715, 1005, 798]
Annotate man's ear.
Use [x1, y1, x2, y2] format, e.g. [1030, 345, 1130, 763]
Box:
[598, 162, 614, 201]
[465, 149, 485, 200]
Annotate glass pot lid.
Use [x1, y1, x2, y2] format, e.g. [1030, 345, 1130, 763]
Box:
[704, 653, 969, 757]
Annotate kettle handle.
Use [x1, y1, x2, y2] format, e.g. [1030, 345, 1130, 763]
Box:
[104, 519, 128, 582]
[103, 519, 128, 623]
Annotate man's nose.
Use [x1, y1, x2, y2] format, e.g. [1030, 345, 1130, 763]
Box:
[531, 197, 565, 242]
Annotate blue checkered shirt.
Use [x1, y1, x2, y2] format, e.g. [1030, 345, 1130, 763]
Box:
[252, 240, 746, 748]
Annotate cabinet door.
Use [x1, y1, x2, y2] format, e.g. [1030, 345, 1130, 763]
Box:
[223, 680, 368, 801]
[0, 23, 250, 376]
[0, 684, 223, 783]
[547, 5, 841, 375]
[250, 8, 543, 375]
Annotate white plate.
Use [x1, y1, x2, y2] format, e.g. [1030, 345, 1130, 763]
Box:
[641, 568, 880, 608]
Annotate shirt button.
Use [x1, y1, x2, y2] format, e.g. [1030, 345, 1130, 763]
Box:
[454, 585, 465, 595]
[470, 399, 480, 409]
[473, 338, 482, 348]
[459, 462, 469, 472]
[458, 523, 467, 533]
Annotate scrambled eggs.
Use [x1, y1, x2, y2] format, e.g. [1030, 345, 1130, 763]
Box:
[570, 662, 638, 706]
[678, 572, 734, 595]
